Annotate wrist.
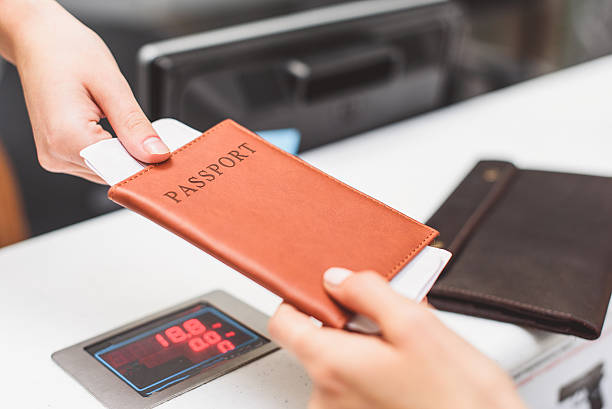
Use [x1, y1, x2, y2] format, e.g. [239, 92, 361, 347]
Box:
[0, 0, 61, 64]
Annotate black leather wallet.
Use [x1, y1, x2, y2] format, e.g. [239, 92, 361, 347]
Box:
[427, 161, 612, 339]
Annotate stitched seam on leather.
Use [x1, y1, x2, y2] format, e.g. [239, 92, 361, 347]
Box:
[447, 164, 516, 255]
[434, 285, 576, 319]
[108, 120, 437, 276]
[386, 231, 437, 278]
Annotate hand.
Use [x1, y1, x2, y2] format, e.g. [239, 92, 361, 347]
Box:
[0, 0, 170, 183]
[269, 268, 527, 409]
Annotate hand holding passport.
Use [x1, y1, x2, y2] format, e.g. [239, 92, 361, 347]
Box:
[81, 119, 451, 332]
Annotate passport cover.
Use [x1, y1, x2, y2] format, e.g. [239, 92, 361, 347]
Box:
[108, 119, 438, 328]
[427, 160, 612, 339]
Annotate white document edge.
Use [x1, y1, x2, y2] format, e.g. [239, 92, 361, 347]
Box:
[80, 118, 201, 185]
[346, 246, 452, 333]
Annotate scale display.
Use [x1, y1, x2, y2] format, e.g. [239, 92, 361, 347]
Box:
[86, 303, 268, 397]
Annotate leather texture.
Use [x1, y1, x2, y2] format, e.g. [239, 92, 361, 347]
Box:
[109, 119, 438, 328]
[428, 160, 612, 339]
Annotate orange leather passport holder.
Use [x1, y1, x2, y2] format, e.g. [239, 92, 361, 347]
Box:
[108, 120, 438, 328]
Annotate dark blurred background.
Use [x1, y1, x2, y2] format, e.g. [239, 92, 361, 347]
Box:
[1, 0, 611, 240]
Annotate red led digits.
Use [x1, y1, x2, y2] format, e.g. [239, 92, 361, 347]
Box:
[183, 318, 206, 335]
[188, 337, 209, 352]
[165, 326, 188, 343]
[203, 330, 221, 344]
[150, 316, 242, 355]
[155, 333, 170, 348]
[217, 340, 236, 353]
[107, 351, 129, 367]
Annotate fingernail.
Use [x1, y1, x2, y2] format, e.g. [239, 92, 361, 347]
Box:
[143, 136, 170, 155]
[324, 267, 353, 286]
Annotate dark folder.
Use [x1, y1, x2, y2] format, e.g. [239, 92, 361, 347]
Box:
[427, 160, 612, 339]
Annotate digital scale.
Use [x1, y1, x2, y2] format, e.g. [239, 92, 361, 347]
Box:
[53, 291, 278, 409]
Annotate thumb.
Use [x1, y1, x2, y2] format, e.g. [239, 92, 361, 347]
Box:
[91, 75, 170, 163]
[323, 268, 430, 342]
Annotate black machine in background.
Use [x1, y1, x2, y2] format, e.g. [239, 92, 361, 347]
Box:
[138, 0, 463, 151]
[3, 0, 612, 237]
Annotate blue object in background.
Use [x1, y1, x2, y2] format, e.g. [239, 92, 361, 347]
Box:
[257, 129, 301, 155]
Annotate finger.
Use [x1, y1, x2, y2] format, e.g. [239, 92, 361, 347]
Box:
[268, 304, 318, 356]
[61, 119, 114, 166]
[269, 303, 348, 366]
[52, 161, 108, 184]
[323, 268, 432, 342]
[307, 389, 326, 409]
[37, 152, 106, 184]
[41, 161, 107, 184]
[323, 268, 409, 323]
[68, 169, 107, 184]
[421, 297, 436, 310]
[34, 89, 114, 167]
[89, 72, 170, 163]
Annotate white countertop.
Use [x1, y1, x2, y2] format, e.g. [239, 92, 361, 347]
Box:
[1, 54, 612, 408]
